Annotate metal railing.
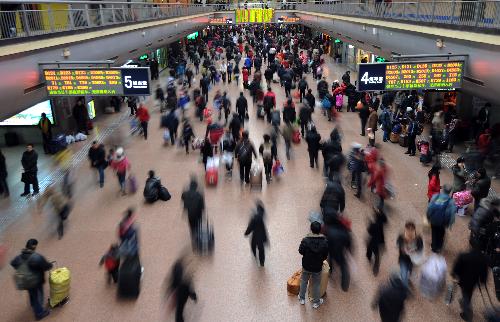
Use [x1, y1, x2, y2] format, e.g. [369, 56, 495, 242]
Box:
[295, 1, 500, 30]
[0, 1, 214, 41]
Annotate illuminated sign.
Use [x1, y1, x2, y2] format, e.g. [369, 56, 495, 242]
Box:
[235, 9, 274, 23]
[278, 16, 300, 23]
[209, 16, 229, 24]
[138, 54, 148, 60]
[334, 39, 342, 44]
[357, 61, 464, 91]
[187, 31, 198, 40]
[43, 68, 151, 96]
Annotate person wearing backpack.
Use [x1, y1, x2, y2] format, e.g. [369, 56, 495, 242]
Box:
[235, 131, 257, 184]
[10, 239, 52, 320]
[427, 185, 457, 253]
[259, 134, 277, 183]
[405, 115, 418, 156]
[379, 106, 392, 142]
[263, 88, 276, 123]
[143, 170, 162, 203]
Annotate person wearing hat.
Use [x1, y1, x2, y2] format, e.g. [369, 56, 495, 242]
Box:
[110, 147, 131, 195]
[10, 239, 53, 320]
[427, 184, 457, 253]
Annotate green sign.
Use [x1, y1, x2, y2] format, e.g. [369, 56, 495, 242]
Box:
[334, 39, 342, 44]
[375, 56, 387, 63]
[139, 54, 148, 60]
[187, 31, 199, 40]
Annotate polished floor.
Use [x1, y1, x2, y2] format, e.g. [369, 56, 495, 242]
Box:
[0, 56, 491, 322]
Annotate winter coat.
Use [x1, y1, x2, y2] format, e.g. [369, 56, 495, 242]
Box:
[326, 223, 352, 263]
[244, 208, 268, 245]
[88, 144, 106, 168]
[11, 249, 53, 286]
[283, 106, 296, 124]
[181, 181, 205, 225]
[374, 276, 408, 322]
[320, 179, 346, 215]
[367, 212, 387, 246]
[236, 96, 248, 115]
[110, 157, 129, 175]
[452, 249, 488, 291]
[452, 165, 467, 192]
[298, 233, 329, 273]
[305, 130, 321, 153]
[427, 175, 441, 201]
[469, 198, 497, 236]
[143, 177, 161, 203]
[367, 110, 379, 131]
[21, 150, 38, 173]
[427, 193, 457, 228]
[367, 165, 387, 198]
[471, 175, 491, 201]
[136, 106, 150, 123]
[299, 106, 312, 124]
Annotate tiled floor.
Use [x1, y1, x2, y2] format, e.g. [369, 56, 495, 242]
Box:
[0, 55, 488, 322]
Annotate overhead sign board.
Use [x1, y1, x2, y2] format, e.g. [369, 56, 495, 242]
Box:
[278, 16, 300, 23]
[43, 67, 151, 96]
[357, 61, 464, 92]
[235, 9, 274, 23]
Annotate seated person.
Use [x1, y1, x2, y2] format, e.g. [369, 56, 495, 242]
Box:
[143, 170, 162, 203]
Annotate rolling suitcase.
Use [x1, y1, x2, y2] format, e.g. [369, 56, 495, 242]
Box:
[399, 134, 408, 147]
[48, 134, 68, 154]
[4, 132, 19, 147]
[118, 256, 141, 298]
[49, 267, 71, 307]
[196, 220, 214, 254]
[205, 168, 218, 186]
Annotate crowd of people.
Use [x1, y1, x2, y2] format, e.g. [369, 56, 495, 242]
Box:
[5, 23, 500, 322]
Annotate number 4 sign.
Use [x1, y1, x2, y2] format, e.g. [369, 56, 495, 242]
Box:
[357, 63, 387, 92]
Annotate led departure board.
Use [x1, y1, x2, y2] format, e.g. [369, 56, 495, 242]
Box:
[358, 61, 464, 92]
[235, 9, 274, 23]
[43, 67, 151, 96]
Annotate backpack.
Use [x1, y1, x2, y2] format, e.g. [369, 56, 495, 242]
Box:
[271, 111, 281, 126]
[264, 95, 274, 109]
[262, 143, 272, 161]
[14, 255, 39, 290]
[322, 97, 332, 110]
[428, 195, 451, 226]
[238, 142, 251, 162]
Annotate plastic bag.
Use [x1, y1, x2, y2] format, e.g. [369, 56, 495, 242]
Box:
[163, 129, 171, 142]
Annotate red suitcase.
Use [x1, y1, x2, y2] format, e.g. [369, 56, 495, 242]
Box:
[205, 168, 218, 186]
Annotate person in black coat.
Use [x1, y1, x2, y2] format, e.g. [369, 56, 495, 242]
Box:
[244, 201, 269, 266]
[326, 217, 352, 291]
[72, 98, 89, 135]
[372, 273, 408, 322]
[452, 248, 489, 321]
[229, 113, 242, 141]
[236, 92, 248, 127]
[10, 239, 53, 320]
[0, 149, 9, 197]
[143, 170, 162, 203]
[299, 104, 312, 138]
[305, 89, 316, 113]
[21, 144, 39, 196]
[471, 168, 491, 211]
[358, 101, 370, 136]
[88, 141, 106, 188]
[366, 207, 387, 275]
[181, 178, 205, 242]
[322, 129, 342, 178]
[320, 178, 345, 223]
[305, 126, 322, 168]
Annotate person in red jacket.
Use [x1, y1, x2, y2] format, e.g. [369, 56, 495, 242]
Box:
[242, 67, 249, 89]
[136, 103, 150, 140]
[427, 166, 441, 202]
[477, 129, 491, 157]
[367, 158, 388, 210]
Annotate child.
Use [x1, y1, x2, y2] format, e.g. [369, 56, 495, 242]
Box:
[99, 244, 120, 283]
[366, 207, 387, 275]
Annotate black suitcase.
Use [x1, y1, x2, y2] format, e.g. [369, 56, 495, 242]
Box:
[47, 134, 67, 154]
[118, 256, 141, 298]
[4, 132, 19, 147]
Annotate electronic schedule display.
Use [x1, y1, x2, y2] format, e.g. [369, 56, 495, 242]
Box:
[43, 67, 151, 96]
[358, 61, 464, 92]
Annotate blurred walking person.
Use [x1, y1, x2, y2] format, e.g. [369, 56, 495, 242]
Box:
[326, 216, 353, 291]
[366, 207, 387, 276]
[21, 144, 39, 197]
[136, 103, 150, 140]
[244, 201, 269, 267]
[110, 147, 131, 195]
[37, 185, 71, 239]
[372, 273, 409, 322]
[0, 149, 9, 197]
[88, 141, 107, 188]
[181, 177, 205, 244]
[235, 131, 257, 184]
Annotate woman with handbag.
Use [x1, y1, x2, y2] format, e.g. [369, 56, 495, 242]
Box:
[110, 147, 131, 195]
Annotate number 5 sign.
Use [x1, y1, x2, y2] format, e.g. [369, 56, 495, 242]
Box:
[357, 63, 387, 92]
[121, 67, 151, 96]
